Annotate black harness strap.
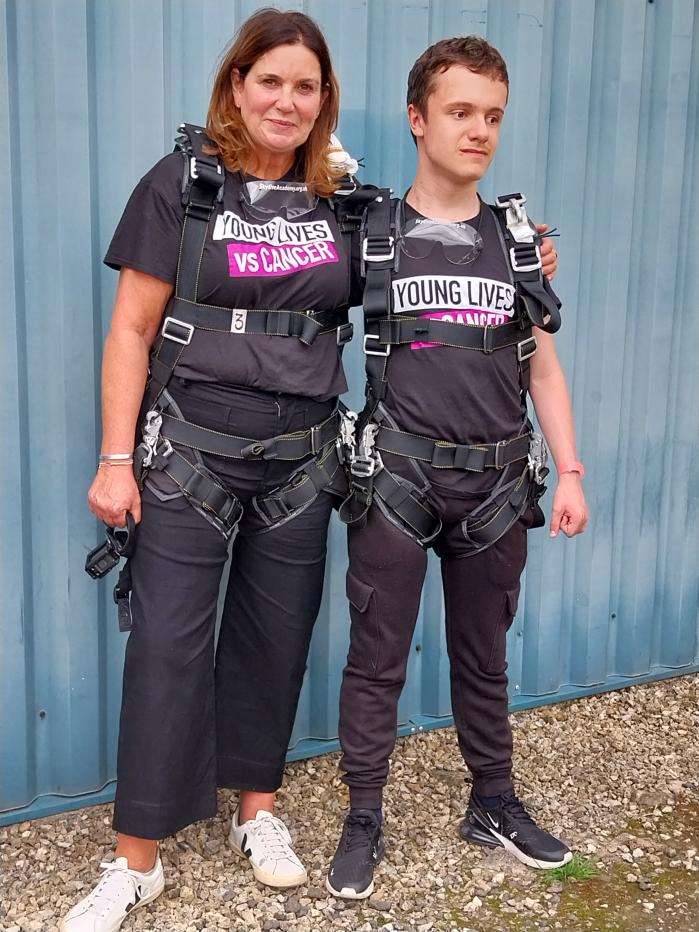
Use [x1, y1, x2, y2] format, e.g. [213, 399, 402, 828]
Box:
[163, 295, 352, 344]
[252, 441, 348, 527]
[375, 316, 536, 357]
[159, 407, 340, 461]
[374, 427, 532, 472]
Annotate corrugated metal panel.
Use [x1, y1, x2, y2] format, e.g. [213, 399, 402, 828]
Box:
[2, 0, 698, 823]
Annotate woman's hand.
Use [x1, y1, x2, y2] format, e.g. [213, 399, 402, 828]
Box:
[537, 223, 558, 281]
[88, 466, 142, 528]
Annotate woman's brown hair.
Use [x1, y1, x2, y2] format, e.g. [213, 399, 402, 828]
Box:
[206, 7, 343, 196]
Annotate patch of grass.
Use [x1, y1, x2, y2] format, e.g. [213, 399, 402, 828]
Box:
[544, 852, 601, 883]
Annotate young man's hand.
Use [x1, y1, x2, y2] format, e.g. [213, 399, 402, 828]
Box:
[549, 473, 588, 537]
[537, 224, 558, 280]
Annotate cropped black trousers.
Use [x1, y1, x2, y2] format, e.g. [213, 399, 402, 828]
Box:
[113, 379, 335, 839]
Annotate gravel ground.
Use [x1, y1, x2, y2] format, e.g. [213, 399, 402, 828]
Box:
[2, 673, 698, 932]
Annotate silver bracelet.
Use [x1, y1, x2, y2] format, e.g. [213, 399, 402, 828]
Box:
[98, 453, 134, 466]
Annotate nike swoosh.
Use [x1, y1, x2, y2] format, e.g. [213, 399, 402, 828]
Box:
[486, 813, 499, 828]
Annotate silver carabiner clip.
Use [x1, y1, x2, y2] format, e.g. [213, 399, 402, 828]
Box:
[141, 410, 165, 469]
[527, 432, 548, 484]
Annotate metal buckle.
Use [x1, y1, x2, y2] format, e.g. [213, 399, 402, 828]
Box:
[482, 324, 493, 354]
[494, 440, 507, 470]
[362, 235, 395, 263]
[363, 333, 391, 357]
[350, 423, 381, 478]
[141, 411, 173, 469]
[509, 244, 541, 273]
[336, 322, 354, 345]
[161, 316, 194, 345]
[527, 432, 548, 484]
[517, 335, 538, 362]
[310, 424, 322, 455]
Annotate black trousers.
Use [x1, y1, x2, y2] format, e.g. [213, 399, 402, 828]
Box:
[113, 380, 335, 839]
[338, 485, 530, 810]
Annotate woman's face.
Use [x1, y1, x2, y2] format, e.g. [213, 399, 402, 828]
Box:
[233, 43, 325, 172]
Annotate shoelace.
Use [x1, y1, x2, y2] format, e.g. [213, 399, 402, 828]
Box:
[84, 861, 141, 918]
[343, 814, 378, 854]
[256, 815, 296, 858]
[499, 793, 537, 826]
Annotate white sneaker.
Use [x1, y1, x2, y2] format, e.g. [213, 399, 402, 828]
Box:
[59, 856, 164, 932]
[229, 808, 307, 888]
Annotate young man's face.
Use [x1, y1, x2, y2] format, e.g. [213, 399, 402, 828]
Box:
[408, 65, 507, 186]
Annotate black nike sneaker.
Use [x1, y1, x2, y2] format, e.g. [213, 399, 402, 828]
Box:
[325, 809, 385, 899]
[459, 790, 572, 869]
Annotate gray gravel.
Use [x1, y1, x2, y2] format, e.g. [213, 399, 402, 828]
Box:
[2, 674, 698, 932]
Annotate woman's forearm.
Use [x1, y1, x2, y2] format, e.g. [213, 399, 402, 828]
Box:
[100, 327, 152, 454]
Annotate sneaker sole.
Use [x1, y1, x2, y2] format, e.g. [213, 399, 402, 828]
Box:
[325, 875, 374, 900]
[228, 834, 308, 888]
[460, 819, 572, 870]
[325, 842, 384, 900]
[59, 879, 165, 932]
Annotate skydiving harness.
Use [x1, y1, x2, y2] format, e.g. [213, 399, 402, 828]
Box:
[92, 124, 377, 626]
[338, 191, 561, 554]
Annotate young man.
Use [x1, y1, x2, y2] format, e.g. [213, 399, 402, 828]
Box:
[327, 37, 588, 899]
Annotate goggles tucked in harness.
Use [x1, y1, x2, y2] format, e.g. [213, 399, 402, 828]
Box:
[240, 177, 319, 221]
[397, 198, 484, 265]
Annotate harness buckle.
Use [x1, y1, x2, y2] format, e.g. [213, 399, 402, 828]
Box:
[362, 235, 395, 263]
[517, 335, 538, 362]
[482, 324, 493, 354]
[140, 410, 173, 469]
[527, 432, 548, 484]
[494, 440, 507, 470]
[162, 316, 194, 345]
[336, 322, 354, 345]
[310, 423, 322, 456]
[509, 244, 542, 273]
[363, 333, 391, 357]
[351, 423, 381, 478]
[189, 156, 222, 181]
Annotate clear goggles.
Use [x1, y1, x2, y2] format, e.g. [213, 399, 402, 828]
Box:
[397, 199, 484, 265]
[240, 177, 319, 221]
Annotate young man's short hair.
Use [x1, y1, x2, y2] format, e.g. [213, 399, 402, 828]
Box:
[407, 36, 509, 117]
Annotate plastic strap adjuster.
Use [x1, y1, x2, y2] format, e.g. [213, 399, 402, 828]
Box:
[509, 243, 541, 273]
[362, 235, 395, 263]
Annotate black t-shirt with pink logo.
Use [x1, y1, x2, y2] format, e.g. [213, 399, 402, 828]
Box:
[382, 201, 528, 498]
[105, 153, 362, 401]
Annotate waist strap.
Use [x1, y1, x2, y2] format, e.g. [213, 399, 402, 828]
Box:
[160, 407, 341, 461]
[375, 426, 532, 471]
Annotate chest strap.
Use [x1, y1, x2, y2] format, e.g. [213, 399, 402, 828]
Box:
[374, 426, 532, 472]
[370, 316, 536, 358]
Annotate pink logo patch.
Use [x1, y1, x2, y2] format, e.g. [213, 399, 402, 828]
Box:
[228, 241, 338, 277]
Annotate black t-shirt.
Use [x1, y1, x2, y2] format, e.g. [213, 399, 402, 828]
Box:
[382, 201, 527, 497]
[105, 153, 363, 401]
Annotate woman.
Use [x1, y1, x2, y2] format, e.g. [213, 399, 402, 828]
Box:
[63, 9, 362, 930]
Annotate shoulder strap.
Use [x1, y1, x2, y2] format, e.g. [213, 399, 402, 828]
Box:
[358, 191, 397, 414]
[491, 193, 561, 334]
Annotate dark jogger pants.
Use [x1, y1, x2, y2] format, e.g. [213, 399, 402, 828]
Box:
[113, 380, 334, 839]
[338, 499, 529, 810]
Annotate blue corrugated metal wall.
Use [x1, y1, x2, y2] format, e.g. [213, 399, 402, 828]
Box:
[2, 0, 698, 824]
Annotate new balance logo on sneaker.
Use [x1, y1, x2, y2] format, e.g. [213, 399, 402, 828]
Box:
[326, 809, 385, 900]
[459, 790, 572, 870]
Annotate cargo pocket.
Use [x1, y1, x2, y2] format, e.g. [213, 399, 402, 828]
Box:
[346, 569, 380, 675]
[484, 586, 520, 675]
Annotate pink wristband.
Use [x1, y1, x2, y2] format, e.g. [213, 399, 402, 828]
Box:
[558, 460, 585, 478]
